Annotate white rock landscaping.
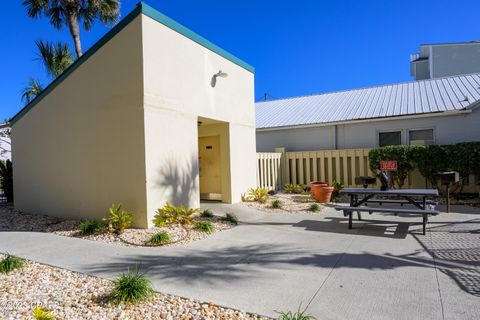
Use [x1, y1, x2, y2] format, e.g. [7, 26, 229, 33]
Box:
[0, 254, 269, 319]
[0, 205, 235, 248]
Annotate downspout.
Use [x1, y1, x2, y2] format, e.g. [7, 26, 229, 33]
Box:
[333, 125, 338, 150]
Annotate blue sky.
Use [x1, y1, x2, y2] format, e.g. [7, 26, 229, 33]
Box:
[1, 0, 480, 120]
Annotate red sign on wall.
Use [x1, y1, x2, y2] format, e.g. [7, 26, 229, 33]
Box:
[380, 160, 398, 171]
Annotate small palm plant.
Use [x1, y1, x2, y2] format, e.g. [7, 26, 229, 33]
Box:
[153, 203, 200, 227]
[194, 221, 214, 233]
[271, 200, 283, 209]
[0, 254, 24, 274]
[220, 212, 238, 225]
[246, 187, 270, 203]
[200, 209, 214, 218]
[79, 219, 102, 236]
[146, 231, 170, 246]
[103, 204, 133, 234]
[110, 266, 154, 304]
[32, 306, 56, 320]
[277, 308, 316, 320]
[308, 203, 321, 212]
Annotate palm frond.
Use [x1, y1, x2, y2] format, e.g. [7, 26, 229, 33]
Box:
[82, 0, 120, 26]
[21, 78, 44, 104]
[47, 5, 66, 30]
[35, 40, 73, 78]
[22, 0, 49, 19]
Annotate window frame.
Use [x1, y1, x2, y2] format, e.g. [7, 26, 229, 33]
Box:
[407, 127, 435, 145]
[377, 129, 403, 147]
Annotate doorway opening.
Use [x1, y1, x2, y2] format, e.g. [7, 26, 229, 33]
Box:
[198, 117, 230, 202]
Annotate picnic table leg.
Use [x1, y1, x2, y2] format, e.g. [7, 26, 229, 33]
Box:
[355, 195, 362, 220]
[348, 210, 353, 229]
[422, 213, 427, 235]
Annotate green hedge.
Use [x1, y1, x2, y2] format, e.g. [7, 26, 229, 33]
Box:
[368, 142, 480, 189]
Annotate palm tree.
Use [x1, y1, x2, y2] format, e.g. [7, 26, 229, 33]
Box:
[35, 40, 73, 77]
[22, 0, 121, 58]
[21, 78, 44, 103]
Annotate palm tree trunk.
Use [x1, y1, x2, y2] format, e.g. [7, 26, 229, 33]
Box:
[67, 12, 82, 58]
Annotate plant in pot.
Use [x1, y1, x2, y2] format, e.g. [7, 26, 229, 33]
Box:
[310, 181, 328, 202]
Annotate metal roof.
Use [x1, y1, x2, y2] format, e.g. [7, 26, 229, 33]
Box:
[255, 73, 480, 129]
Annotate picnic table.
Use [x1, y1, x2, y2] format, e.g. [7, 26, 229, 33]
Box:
[334, 188, 439, 235]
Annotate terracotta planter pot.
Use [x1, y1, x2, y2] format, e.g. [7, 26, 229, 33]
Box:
[315, 186, 334, 203]
[310, 181, 328, 201]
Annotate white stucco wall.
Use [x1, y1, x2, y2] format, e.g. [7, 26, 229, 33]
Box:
[12, 16, 148, 225]
[256, 108, 480, 152]
[141, 14, 256, 225]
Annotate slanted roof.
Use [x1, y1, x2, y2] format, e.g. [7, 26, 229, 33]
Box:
[10, 2, 253, 125]
[255, 73, 480, 129]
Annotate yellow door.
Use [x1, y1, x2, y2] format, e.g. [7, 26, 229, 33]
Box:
[199, 136, 222, 199]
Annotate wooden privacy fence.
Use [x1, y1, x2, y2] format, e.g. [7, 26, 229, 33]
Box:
[256, 152, 283, 190]
[285, 148, 374, 187]
[257, 147, 478, 192]
[257, 148, 375, 190]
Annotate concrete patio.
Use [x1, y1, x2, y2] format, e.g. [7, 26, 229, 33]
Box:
[0, 203, 479, 319]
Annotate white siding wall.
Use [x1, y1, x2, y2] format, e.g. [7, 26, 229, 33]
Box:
[256, 126, 334, 152]
[256, 108, 480, 151]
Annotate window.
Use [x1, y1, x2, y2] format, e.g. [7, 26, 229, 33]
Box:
[409, 129, 434, 145]
[378, 131, 402, 147]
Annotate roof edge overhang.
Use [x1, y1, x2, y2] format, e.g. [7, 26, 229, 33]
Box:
[256, 109, 472, 132]
[10, 2, 254, 126]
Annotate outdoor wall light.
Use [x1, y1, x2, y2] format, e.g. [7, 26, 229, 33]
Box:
[211, 70, 228, 87]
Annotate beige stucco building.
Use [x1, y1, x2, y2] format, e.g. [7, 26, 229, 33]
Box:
[10, 3, 256, 228]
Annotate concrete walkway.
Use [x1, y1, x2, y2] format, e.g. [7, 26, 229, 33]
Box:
[1, 203, 479, 319]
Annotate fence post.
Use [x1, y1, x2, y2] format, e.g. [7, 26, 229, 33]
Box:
[275, 147, 286, 187]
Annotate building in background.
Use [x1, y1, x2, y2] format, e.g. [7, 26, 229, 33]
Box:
[256, 73, 480, 152]
[410, 41, 480, 80]
[0, 123, 11, 161]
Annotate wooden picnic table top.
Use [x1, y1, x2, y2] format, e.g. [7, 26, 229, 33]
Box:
[340, 188, 439, 197]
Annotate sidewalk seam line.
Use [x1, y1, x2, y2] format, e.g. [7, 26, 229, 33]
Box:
[428, 230, 446, 320]
[305, 224, 361, 310]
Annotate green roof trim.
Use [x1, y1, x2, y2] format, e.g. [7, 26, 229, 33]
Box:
[140, 2, 254, 73]
[10, 2, 254, 125]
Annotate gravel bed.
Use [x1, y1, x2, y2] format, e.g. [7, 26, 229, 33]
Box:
[241, 192, 326, 214]
[0, 205, 235, 248]
[0, 254, 270, 320]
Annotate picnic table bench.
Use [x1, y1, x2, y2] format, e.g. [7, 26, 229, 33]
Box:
[334, 188, 439, 235]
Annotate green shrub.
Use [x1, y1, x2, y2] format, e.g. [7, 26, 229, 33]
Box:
[153, 203, 200, 227]
[0, 254, 24, 274]
[0, 159, 13, 202]
[110, 266, 154, 304]
[284, 184, 303, 194]
[102, 204, 133, 235]
[308, 203, 320, 212]
[32, 306, 55, 320]
[368, 145, 414, 188]
[331, 180, 344, 202]
[277, 307, 316, 320]
[200, 209, 214, 218]
[369, 142, 480, 191]
[79, 219, 102, 235]
[271, 199, 283, 209]
[146, 231, 170, 246]
[194, 221, 214, 233]
[220, 212, 238, 225]
[246, 187, 270, 203]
